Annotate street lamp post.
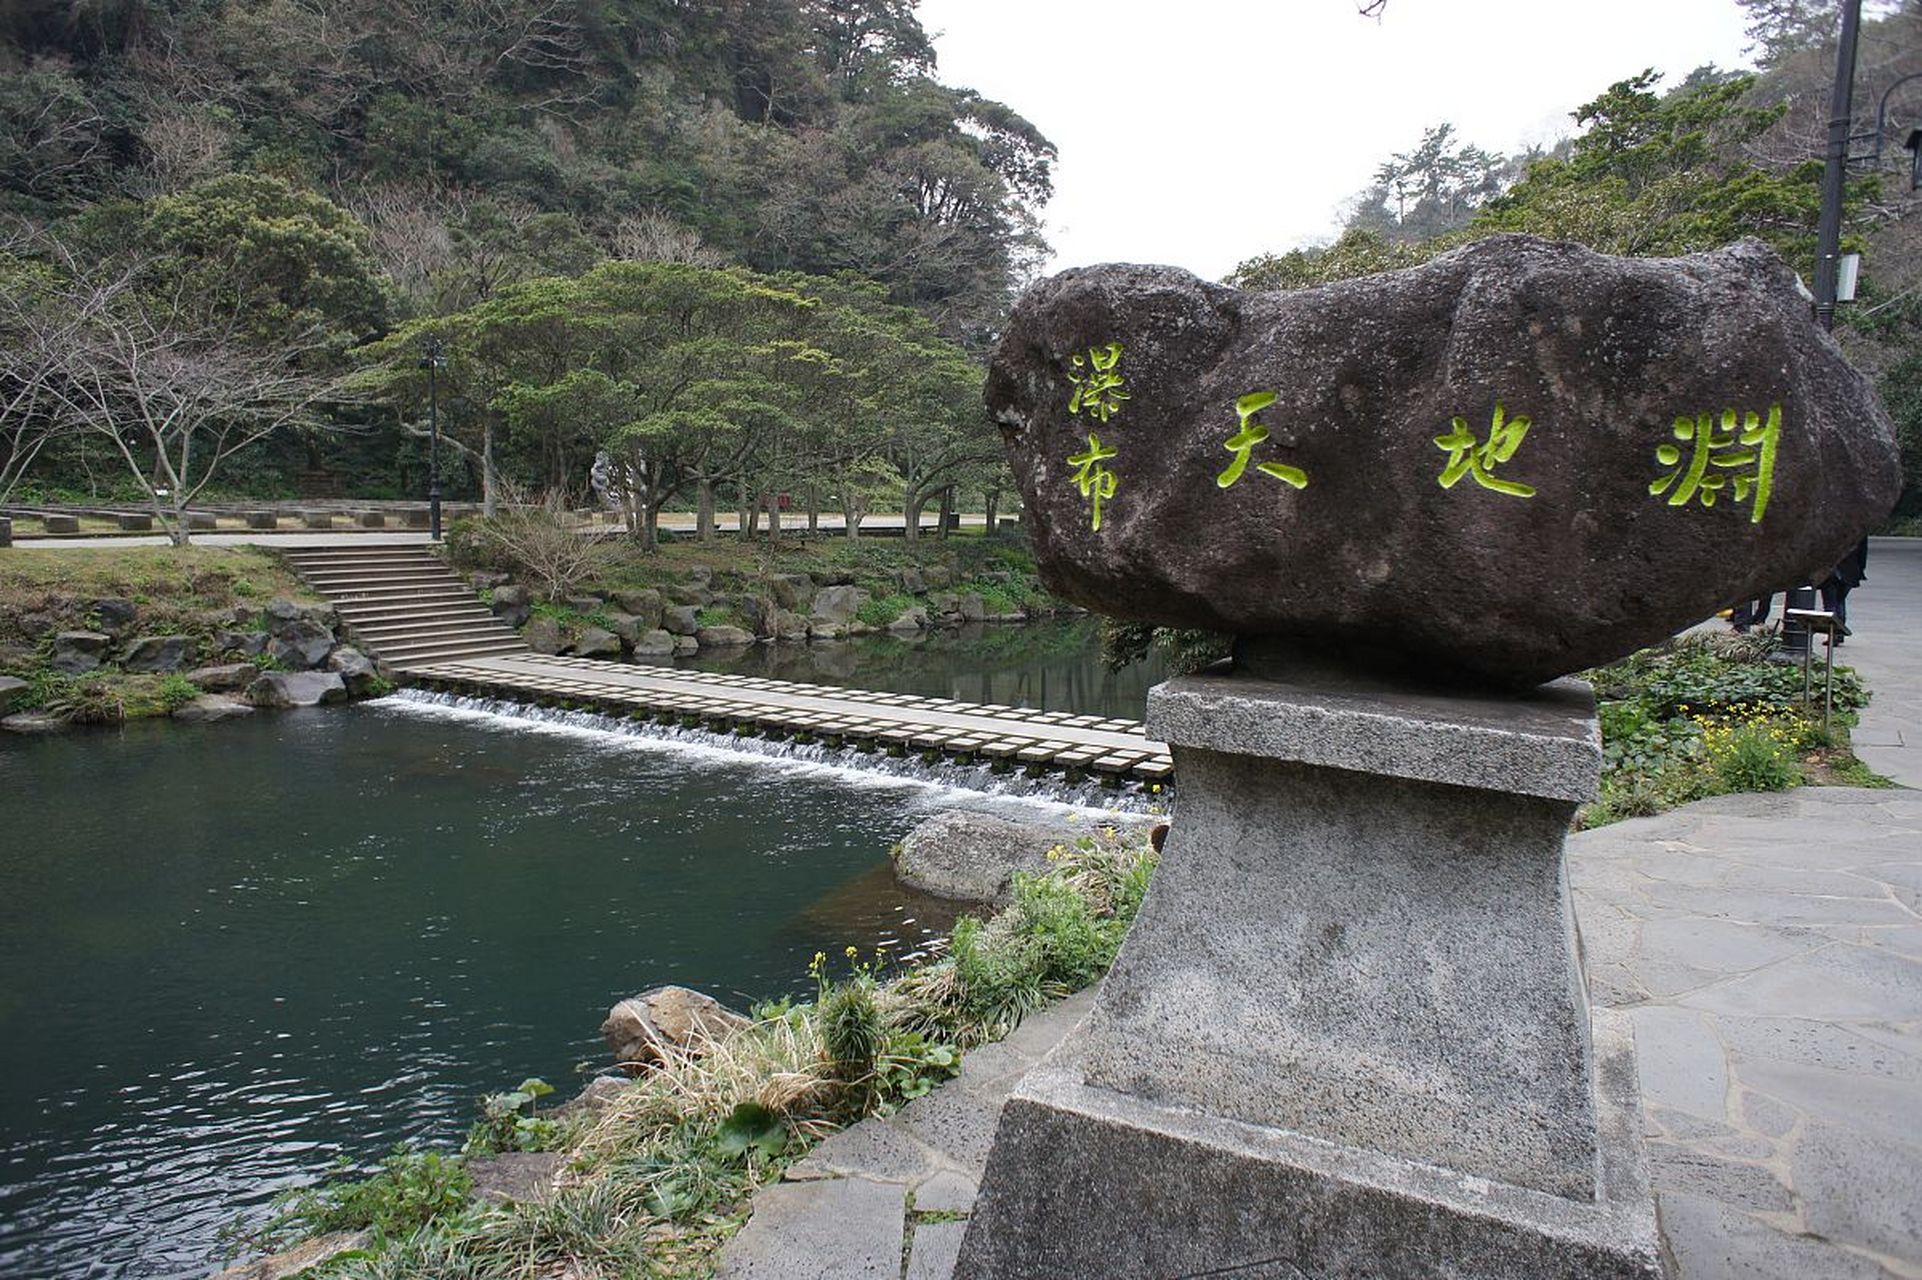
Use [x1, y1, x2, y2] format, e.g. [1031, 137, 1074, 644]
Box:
[418, 336, 447, 541]
[1812, 0, 1864, 334]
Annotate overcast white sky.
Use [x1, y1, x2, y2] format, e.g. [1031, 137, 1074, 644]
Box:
[916, 0, 1757, 280]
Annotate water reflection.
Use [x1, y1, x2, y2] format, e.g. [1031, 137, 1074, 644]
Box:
[0, 691, 1086, 1279]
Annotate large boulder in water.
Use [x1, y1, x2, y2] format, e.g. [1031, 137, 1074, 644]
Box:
[987, 235, 1901, 687]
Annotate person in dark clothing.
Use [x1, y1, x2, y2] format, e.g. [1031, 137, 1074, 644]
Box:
[1818, 537, 1870, 641]
[1729, 592, 1773, 631]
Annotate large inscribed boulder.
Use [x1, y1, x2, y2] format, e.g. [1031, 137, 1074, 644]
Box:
[986, 235, 1900, 686]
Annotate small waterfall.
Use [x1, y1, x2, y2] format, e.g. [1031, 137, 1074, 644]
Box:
[384, 688, 1165, 814]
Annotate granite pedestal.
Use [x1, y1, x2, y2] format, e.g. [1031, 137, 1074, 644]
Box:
[955, 661, 1666, 1279]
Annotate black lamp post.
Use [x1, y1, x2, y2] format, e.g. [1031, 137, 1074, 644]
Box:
[1811, 0, 1864, 335]
[418, 336, 447, 541]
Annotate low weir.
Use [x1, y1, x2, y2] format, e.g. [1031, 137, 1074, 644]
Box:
[400, 653, 1174, 797]
[392, 688, 1164, 810]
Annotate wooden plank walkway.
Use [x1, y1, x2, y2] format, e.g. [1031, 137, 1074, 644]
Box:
[407, 652, 1174, 788]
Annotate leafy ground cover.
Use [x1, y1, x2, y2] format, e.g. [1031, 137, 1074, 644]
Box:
[222, 827, 1158, 1280]
[1579, 629, 1884, 828]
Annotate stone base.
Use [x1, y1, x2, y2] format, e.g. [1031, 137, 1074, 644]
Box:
[955, 1009, 1664, 1280]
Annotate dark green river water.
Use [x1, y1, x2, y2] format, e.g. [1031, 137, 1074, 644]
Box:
[0, 622, 1164, 1279]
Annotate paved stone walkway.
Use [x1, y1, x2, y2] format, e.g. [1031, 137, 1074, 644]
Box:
[1848, 537, 1921, 789]
[714, 540, 1922, 1280]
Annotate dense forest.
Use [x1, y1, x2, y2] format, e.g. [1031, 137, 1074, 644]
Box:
[0, 0, 1049, 535]
[0, 0, 1917, 538]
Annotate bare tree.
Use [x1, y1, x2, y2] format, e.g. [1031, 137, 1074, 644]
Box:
[475, 484, 607, 600]
[609, 210, 728, 266]
[17, 252, 357, 545]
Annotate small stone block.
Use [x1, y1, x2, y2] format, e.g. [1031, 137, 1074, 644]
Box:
[42, 514, 78, 533]
[245, 511, 279, 529]
[357, 511, 387, 528]
[302, 512, 336, 529]
[185, 513, 217, 530]
[403, 508, 430, 528]
[116, 513, 153, 531]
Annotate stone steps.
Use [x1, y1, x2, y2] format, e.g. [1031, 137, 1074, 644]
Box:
[281, 545, 529, 671]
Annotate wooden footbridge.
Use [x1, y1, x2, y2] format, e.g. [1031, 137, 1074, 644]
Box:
[284, 545, 1173, 789]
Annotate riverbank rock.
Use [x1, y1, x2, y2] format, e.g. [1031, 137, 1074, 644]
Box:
[208, 1230, 368, 1280]
[696, 624, 755, 648]
[266, 620, 334, 670]
[51, 631, 110, 674]
[2, 711, 64, 734]
[614, 588, 664, 625]
[326, 647, 382, 697]
[810, 585, 868, 626]
[662, 604, 700, 636]
[988, 236, 1902, 686]
[885, 607, 927, 635]
[524, 616, 564, 654]
[91, 598, 137, 638]
[0, 675, 28, 714]
[602, 986, 750, 1068]
[571, 626, 622, 658]
[216, 630, 268, 659]
[632, 628, 675, 658]
[894, 811, 1112, 904]
[122, 635, 199, 674]
[188, 663, 260, 693]
[247, 671, 348, 708]
[173, 694, 255, 723]
[490, 584, 531, 629]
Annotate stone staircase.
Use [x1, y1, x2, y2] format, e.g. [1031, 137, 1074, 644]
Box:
[280, 544, 526, 671]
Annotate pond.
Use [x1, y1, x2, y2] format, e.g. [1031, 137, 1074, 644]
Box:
[0, 621, 1164, 1279]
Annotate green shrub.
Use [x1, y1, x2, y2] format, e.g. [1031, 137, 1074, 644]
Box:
[154, 674, 201, 712]
[1705, 719, 1802, 793]
[463, 1078, 560, 1156]
[855, 593, 915, 628]
[266, 1145, 473, 1243]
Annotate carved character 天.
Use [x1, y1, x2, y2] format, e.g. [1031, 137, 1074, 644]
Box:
[1066, 343, 1129, 422]
[1217, 392, 1309, 490]
[1649, 404, 1781, 524]
[1434, 401, 1537, 498]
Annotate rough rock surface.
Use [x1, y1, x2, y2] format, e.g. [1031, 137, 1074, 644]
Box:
[523, 616, 564, 654]
[987, 236, 1902, 686]
[267, 620, 334, 670]
[0, 675, 29, 713]
[207, 1231, 369, 1280]
[895, 810, 1150, 904]
[602, 986, 750, 1067]
[1, 711, 63, 734]
[810, 585, 869, 625]
[490, 584, 531, 629]
[91, 598, 137, 637]
[121, 635, 198, 674]
[571, 626, 622, 657]
[662, 604, 701, 636]
[326, 647, 382, 697]
[247, 671, 348, 708]
[187, 663, 259, 692]
[696, 624, 755, 648]
[613, 588, 664, 625]
[173, 694, 255, 723]
[51, 631, 110, 674]
[632, 629, 676, 658]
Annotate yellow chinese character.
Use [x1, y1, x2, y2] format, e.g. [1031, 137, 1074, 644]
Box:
[1435, 402, 1536, 498]
[1649, 404, 1781, 525]
[1067, 432, 1119, 531]
[1217, 391, 1308, 490]
[1067, 343, 1128, 422]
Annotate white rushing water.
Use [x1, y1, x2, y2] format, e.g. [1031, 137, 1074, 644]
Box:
[382, 688, 1164, 816]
